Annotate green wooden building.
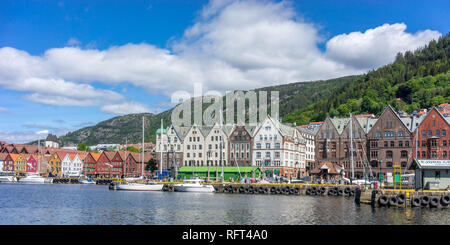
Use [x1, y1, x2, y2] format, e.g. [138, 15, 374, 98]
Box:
[177, 166, 261, 181]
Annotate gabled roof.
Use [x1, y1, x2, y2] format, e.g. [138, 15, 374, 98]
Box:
[0, 153, 8, 161]
[9, 153, 20, 162]
[330, 118, 350, 135]
[89, 152, 101, 162]
[310, 161, 343, 175]
[104, 151, 116, 161]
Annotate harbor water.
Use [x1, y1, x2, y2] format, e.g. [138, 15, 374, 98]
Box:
[0, 183, 448, 225]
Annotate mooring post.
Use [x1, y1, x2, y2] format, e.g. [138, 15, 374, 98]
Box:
[370, 190, 377, 207]
[355, 188, 361, 204]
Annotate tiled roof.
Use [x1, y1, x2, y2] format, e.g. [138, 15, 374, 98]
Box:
[0, 153, 8, 160]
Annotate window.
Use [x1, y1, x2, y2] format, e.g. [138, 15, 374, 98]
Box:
[401, 150, 408, 158]
[256, 152, 261, 158]
[428, 130, 432, 137]
[444, 140, 447, 147]
[443, 151, 447, 158]
[432, 151, 437, 159]
[398, 141, 403, 147]
[421, 151, 426, 158]
[265, 152, 270, 158]
[401, 162, 407, 168]
[422, 130, 426, 137]
[266, 143, 270, 149]
[405, 141, 409, 147]
[384, 141, 388, 147]
[386, 162, 393, 168]
[398, 131, 404, 137]
[376, 132, 381, 138]
[436, 130, 440, 137]
[256, 143, 261, 149]
[443, 130, 447, 136]
[386, 151, 393, 159]
[390, 141, 394, 147]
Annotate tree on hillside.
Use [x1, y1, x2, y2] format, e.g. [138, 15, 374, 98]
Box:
[126, 146, 140, 152]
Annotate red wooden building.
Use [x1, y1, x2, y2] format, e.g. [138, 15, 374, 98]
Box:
[413, 107, 450, 160]
[26, 154, 38, 173]
[83, 152, 101, 177]
[96, 151, 117, 178]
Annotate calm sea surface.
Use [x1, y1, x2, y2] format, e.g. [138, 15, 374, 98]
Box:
[0, 183, 448, 225]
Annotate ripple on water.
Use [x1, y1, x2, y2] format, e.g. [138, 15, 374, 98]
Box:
[0, 183, 449, 225]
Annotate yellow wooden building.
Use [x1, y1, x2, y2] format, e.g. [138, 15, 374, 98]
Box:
[12, 153, 27, 175]
[48, 152, 62, 177]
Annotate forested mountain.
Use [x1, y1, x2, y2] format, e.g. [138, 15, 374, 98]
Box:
[56, 33, 449, 146]
[283, 33, 450, 124]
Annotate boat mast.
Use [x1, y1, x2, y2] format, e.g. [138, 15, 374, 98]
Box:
[38, 137, 40, 174]
[350, 113, 354, 180]
[141, 116, 144, 178]
[160, 119, 163, 178]
[220, 109, 224, 183]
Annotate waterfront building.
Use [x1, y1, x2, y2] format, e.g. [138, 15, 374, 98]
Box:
[413, 107, 450, 160]
[48, 152, 64, 177]
[45, 134, 59, 148]
[155, 125, 187, 173]
[124, 152, 152, 177]
[367, 106, 416, 181]
[228, 125, 255, 167]
[204, 123, 232, 167]
[3, 153, 16, 174]
[25, 154, 38, 173]
[315, 117, 349, 173]
[183, 124, 207, 167]
[61, 153, 84, 177]
[83, 152, 101, 177]
[310, 161, 344, 182]
[252, 115, 306, 179]
[0, 153, 7, 173]
[177, 166, 261, 181]
[14, 153, 27, 176]
[409, 159, 450, 190]
[96, 151, 117, 178]
[297, 126, 318, 177]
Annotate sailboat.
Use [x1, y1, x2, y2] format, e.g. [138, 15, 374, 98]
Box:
[115, 116, 163, 191]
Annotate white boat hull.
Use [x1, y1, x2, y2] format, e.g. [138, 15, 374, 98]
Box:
[0, 176, 17, 182]
[80, 180, 96, 184]
[115, 183, 164, 191]
[174, 185, 215, 193]
[18, 176, 53, 184]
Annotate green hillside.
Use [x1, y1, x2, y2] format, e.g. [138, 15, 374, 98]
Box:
[283, 33, 450, 125]
[56, 33, 449, 146]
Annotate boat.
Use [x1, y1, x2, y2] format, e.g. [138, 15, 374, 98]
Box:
[173, 178, 215, 193]
[115, 181, 164, 191]
[80, 178, 96, 184]
[113, 116, 163, 192]
[18, 173, 53, 184]
[0, 175, 17, 182]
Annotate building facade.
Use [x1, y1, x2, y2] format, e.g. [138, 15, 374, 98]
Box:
[228, 125, 254, 167]
[413, 107, 450, 160]
[367, 106, 414, 180]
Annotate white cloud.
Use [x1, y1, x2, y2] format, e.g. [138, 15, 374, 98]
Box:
[100, 101, 153, 115]
[0, 0, 442, 114]
[0, 107, 10, 113]
[66, 38, 81, 46]
[325, 23, 441, 69]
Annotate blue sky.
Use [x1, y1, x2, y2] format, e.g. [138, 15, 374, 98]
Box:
[0, 0, 448, 143]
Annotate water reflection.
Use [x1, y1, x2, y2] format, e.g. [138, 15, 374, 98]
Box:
[0, 183, 449, 225]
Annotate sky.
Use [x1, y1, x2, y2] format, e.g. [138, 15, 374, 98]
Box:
[0, 0, 448, 143]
